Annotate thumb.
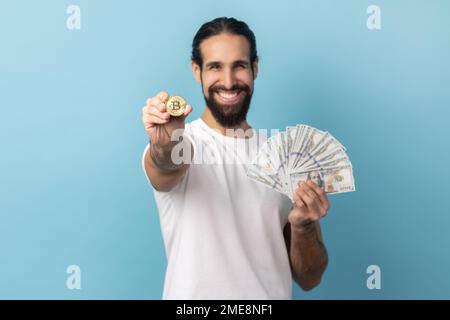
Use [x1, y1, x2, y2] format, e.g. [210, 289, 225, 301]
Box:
[178, 104, 193, 120]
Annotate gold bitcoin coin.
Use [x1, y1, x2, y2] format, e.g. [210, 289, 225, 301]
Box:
[166, 95, 187, 117]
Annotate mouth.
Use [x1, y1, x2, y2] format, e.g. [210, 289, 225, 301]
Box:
[214, 89, 244, 105]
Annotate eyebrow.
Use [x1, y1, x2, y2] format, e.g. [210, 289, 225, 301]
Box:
[204, 61, 221, 68]
[232, 60, 250, 67]
[204, 60, 250, 68]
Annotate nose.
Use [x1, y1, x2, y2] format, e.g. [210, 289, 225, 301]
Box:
[221, 67, 236, 89]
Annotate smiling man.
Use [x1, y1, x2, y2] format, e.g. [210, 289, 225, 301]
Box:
[141, 17, 329, 299]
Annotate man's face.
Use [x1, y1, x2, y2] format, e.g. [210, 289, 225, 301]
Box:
[192, 33, 258, 127]
[309, 171, 322, 186]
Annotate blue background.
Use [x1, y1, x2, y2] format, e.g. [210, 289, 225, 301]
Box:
[1, 0, 449, 299]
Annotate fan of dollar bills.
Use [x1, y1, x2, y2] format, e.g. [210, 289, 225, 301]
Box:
[246, 125, 356, 200]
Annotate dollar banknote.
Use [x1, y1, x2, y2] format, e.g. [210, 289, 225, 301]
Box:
[245, 124, 356, 200]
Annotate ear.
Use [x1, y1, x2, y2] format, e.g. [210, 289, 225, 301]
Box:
[252, 57, 259, 80]
[192, 61, 201, 83]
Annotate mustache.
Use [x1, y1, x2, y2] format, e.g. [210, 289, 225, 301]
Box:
[209, 84, 250, 93]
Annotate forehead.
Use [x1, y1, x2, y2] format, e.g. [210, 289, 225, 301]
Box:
[199, 33, 251, 64]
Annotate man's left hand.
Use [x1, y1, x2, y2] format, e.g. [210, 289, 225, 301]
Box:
[289, 180, 330, 231]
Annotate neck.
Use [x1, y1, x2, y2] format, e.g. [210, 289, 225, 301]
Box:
[201, 107, 253, 138]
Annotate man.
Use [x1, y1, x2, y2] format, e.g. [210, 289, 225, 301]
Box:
[141, 17, 329, 299]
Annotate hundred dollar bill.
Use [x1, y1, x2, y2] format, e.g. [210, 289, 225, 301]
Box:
[301, 148, 350, 171]
[289, 165, 355, 197]
[297, 134, 344, 169]
[246, 166, 285, 194]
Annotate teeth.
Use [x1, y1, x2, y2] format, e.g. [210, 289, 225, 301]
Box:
[218, 90, 239, 99]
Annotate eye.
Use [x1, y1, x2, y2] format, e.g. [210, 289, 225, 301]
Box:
[209, 64, 220, 70]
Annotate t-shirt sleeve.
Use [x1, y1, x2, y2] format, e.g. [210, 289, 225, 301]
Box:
[141, 143, 152, 187]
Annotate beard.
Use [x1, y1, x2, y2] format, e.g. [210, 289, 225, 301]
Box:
[202, 81, 253, 127]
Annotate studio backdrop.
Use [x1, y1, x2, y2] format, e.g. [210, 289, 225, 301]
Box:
[1, 0, 449, 299]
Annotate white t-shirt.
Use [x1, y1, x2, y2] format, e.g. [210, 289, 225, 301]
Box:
[142, 118, 293, 299]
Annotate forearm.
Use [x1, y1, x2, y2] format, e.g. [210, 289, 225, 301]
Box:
[289, 223, 328, 290]
[144, 136, 192, 192]
[148, 135, 191, 172]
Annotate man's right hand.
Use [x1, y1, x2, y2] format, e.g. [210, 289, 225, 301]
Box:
[142, 91, 193, 146]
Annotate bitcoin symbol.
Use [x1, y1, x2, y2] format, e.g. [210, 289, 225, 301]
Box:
[171, 100, 181, 111]
[166, 95, 187, 117]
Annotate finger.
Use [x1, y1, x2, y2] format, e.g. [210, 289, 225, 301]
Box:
[300, 181, 321, 201]
[301, 182, 326, 210]
[155, 100, 167, 113]
[301, 182, 328, 218]
[149, 115, 169, 125]
[146, 96, 159, 107]
[142, 114, 155, 130]
[297, 183, 322, 217]
[183, 104, 193, 116]
[143, 103, 170, 119]
[293, 192, 307, 211]
[143, 114, 169, 126]
[157, 91, 170, 104]
[151, 99, 166, 112]
[307, 180, 330, 211]
[146, 97, 168, 113]
[147, 106, 170, 121]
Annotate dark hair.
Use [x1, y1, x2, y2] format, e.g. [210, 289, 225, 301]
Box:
[191, 17, 258, 69]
